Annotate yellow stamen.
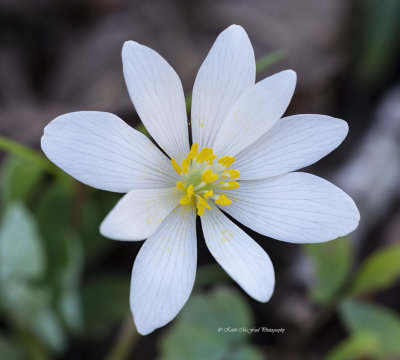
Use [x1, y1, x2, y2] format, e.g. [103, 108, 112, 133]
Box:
[197, 196, 211, 210]
[196, 147, 213, 163]
[180, 195, 192, 205]
[181, 157, 191, 174]
[186, 184, 194, 196]
[203, 190, 213, 199]
[223, 169, 240, 179]
[215, 194, 232, 206]
[188, 143, 198, 159]
[218, 156, 235, 168]
[206, 154, 217, 165]
[196, 202, 205, 216]
[171, 158, 182, 174]
[202, 169, 218, 183]
[219, 181, 240, 190]
[172, 145, 239, 216]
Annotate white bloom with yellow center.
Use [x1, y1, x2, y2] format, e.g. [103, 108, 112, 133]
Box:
[41, 25, 360, 335]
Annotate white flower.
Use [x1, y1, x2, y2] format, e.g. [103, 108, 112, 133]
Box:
[41, 25, 360, 335]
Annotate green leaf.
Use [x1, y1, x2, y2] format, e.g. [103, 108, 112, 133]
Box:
[193, 264, 231, 290]
[178, 287, 253, 343]
[324, 332, 379, 360]
[255, 49, 286, 74]
[356, 0, 400, 84]
[57, 235, 84, 333]
[349, 242, 400, 296]
[82, 273, 130, 337]
[79, 190, 120, 263]
[34, 181, 85, 336]
[227, 345, 263, 360]
[304, 237, 352, 304]
[340, 299, 400, 357]
[0, 156, 43, 206]
[158, 287, 257, 360]
[159, 323, 228, 360]
[1, 281, 66, 353]
[0, 202, 45, 281]
[0, 202, 67, 352]
[34, 182, 74, 280]
[0, 334, 26, 360]
[0, 135, 64, 179]
[33, 307, 67, 352]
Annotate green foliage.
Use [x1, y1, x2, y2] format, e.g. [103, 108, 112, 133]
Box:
[0, 156, 43, 206]
[228, 345, 263, 360]
[0, 135, 64, 180]
[0, 334, 27, 360]
[324, 332, 379, 360]
[0, 203, 45, 281]
[304, 237, 352, 304]
[81, 273, 130, 337]
[158, 287, 262, 360]
[34, 182, 74, 279]
[349, 242, 400, 296]
[79, 190, 120, 264]
[339, 299, 400, 358]
[193, 264, 231, 290]
[57, 234, 84, 333]
[0, 202, 66, 352]
[356, 0, 400, 84]
[255, 49, 286, 74]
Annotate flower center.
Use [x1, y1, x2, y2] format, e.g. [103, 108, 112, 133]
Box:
[170, 143, 240, 216]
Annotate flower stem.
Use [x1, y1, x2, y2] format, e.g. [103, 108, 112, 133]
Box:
[105, 316, 139, 360]
[293, 297, 340, 351]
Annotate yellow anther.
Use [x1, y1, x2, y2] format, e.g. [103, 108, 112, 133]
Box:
[218, 156, 235, 168]
[196, 202, 205, 216]
[171, 145, 239, 215]
[202, 169, 218, 183]
[196, 147, 213, 163]
[197, 196, 211, 210]
[195, 148, 206, 163]
[223, 169, 240, 179]
[180, 195, 192, 205]
[181, 157, 191, 174]
[206, 154, 217, 165]
[203, 190, 213, 199]
[219, 181, 239, 190]
[171, 158, 182, 174]
[188, 143, 198, 159]
[215, 194, 232, 206]
[186, 184, 194, 196]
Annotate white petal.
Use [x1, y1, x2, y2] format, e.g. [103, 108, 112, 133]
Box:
[130, 205, 197, 335]
[191, 25, 255, 150]
[235, 115, 349, 180]
[41, 111, 177, 192]
[100, 188, 180, 241]
[223, 173, 360, 243]
[213, 70, 297, 156]
[201, 205, 275, 302]
[122, 41, 189, 162]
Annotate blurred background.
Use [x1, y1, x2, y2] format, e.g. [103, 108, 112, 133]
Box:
[1, 0, 400, 359]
